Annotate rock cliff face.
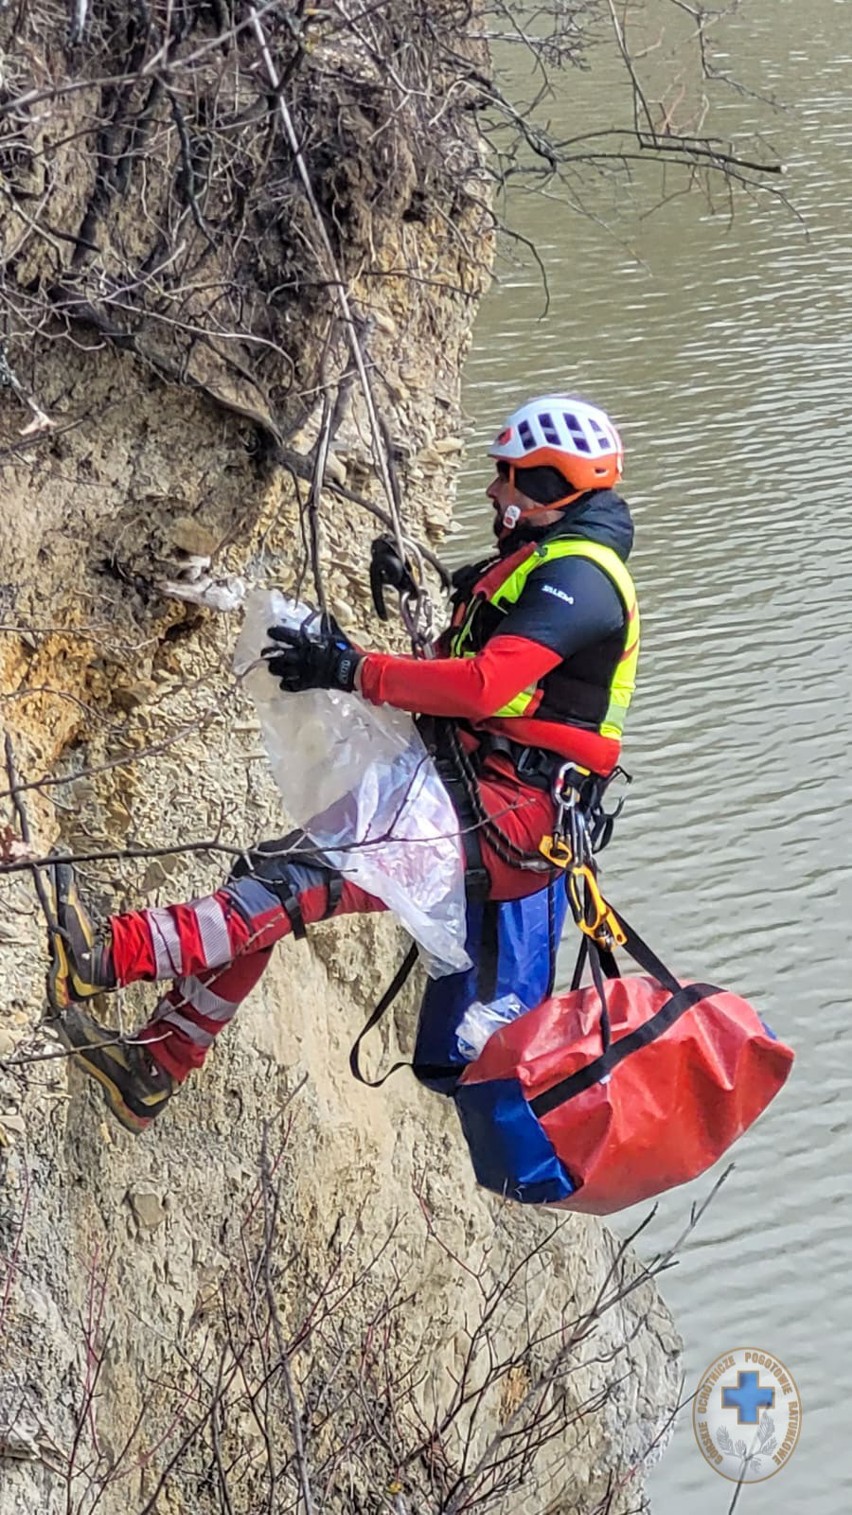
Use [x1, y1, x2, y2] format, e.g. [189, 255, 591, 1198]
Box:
[0, 4, 680, 1511]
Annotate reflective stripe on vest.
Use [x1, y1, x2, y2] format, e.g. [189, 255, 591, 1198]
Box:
[449, 539, 640, 738]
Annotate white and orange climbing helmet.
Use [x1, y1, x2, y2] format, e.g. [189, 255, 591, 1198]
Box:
[489, 394, 624, 507]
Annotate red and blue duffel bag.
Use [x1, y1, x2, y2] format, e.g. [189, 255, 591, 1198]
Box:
[453, 914, 794, 1213]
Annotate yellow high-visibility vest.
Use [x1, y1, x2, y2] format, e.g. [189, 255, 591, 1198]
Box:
[448, 539, 640, 739]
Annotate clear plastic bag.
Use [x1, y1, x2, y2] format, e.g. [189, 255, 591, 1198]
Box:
[234, 589, 471, 977]
[456, 994, 529, 1061]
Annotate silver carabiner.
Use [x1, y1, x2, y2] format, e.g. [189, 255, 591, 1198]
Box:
[551, 764, 593, 868]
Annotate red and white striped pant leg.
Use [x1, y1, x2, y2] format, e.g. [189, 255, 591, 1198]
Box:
[137, 948, 274, 1081]
[110, 889, 268, 986]
[126, 871, 388, 1083]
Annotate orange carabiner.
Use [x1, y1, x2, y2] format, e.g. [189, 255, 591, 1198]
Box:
[539, 833, 574, 868]
[568, 865, 627, 948]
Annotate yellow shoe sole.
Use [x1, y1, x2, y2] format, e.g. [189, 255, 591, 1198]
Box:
[55, 1012, 171, 1135]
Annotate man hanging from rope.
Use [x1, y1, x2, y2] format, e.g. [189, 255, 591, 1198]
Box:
[48, 394, 641, 1132]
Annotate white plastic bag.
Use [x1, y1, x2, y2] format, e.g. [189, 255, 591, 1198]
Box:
[456, 995, 529, 1061]
[234, 589, 471, 977]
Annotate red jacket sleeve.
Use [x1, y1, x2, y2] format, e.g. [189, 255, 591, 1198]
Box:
[358, 635, 562, 721]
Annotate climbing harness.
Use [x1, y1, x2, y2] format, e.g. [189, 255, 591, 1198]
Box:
[427, 720, 554, 878]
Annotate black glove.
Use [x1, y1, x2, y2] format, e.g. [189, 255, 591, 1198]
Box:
[369, 535, 417, 621]
[264, 616, 362, 694]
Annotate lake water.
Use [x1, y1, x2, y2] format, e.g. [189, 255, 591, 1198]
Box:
[454, 4, 852, 1509]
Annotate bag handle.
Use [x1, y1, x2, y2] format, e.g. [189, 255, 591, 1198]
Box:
[606, 907, 682, 993]
[349, 943, 419, 1087]
[568, 862, 682, 996]
[531, 977, 720, 1118]
[569, 883, 682, 1059]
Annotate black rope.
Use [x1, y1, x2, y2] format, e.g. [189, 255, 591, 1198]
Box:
[439, 721, 553, 872]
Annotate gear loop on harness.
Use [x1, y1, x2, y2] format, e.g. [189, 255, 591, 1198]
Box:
[423, 719, 632, 897]
[539, 761, 630, 869]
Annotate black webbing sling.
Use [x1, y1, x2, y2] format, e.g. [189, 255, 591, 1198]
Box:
[530, 910, 720, 1119]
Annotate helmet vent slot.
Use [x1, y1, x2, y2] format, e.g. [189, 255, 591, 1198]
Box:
[563, 412, 592, 453]
[588, 417, 612, 451]
[539, 411, 560, 444]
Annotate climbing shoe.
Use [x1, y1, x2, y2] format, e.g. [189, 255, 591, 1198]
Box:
[55, 1005, 175, 1134]
[47, 860, 116, 1009]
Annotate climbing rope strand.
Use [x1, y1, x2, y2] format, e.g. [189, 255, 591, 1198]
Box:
[250, 9, 438, 653]
[400, 534, 437, 650]
[306, 389, 333, 620]
[441, 723, 553, 872]
[376, 413, 438, 654]
[278, 447, 450, 586]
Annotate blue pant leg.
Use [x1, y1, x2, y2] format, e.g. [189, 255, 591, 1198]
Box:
[413, 880, 569, 1095]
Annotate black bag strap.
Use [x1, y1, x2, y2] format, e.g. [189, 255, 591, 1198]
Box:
[609, 909, 682, 994]
[587, 935, 612, 1055]
[349, 943, 419, 1087]
[477, 900, 500, 1003]
[570, 933, 619, 992]
[570, 931, 618, 1057]
[532, 900, 719, 1118]
[348, 885, 503, 1089]
[530, 980, 720, 1118]
[349, 891, 686, 1091]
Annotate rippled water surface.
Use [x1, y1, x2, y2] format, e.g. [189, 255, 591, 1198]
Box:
[454, 5, 852, 1509]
